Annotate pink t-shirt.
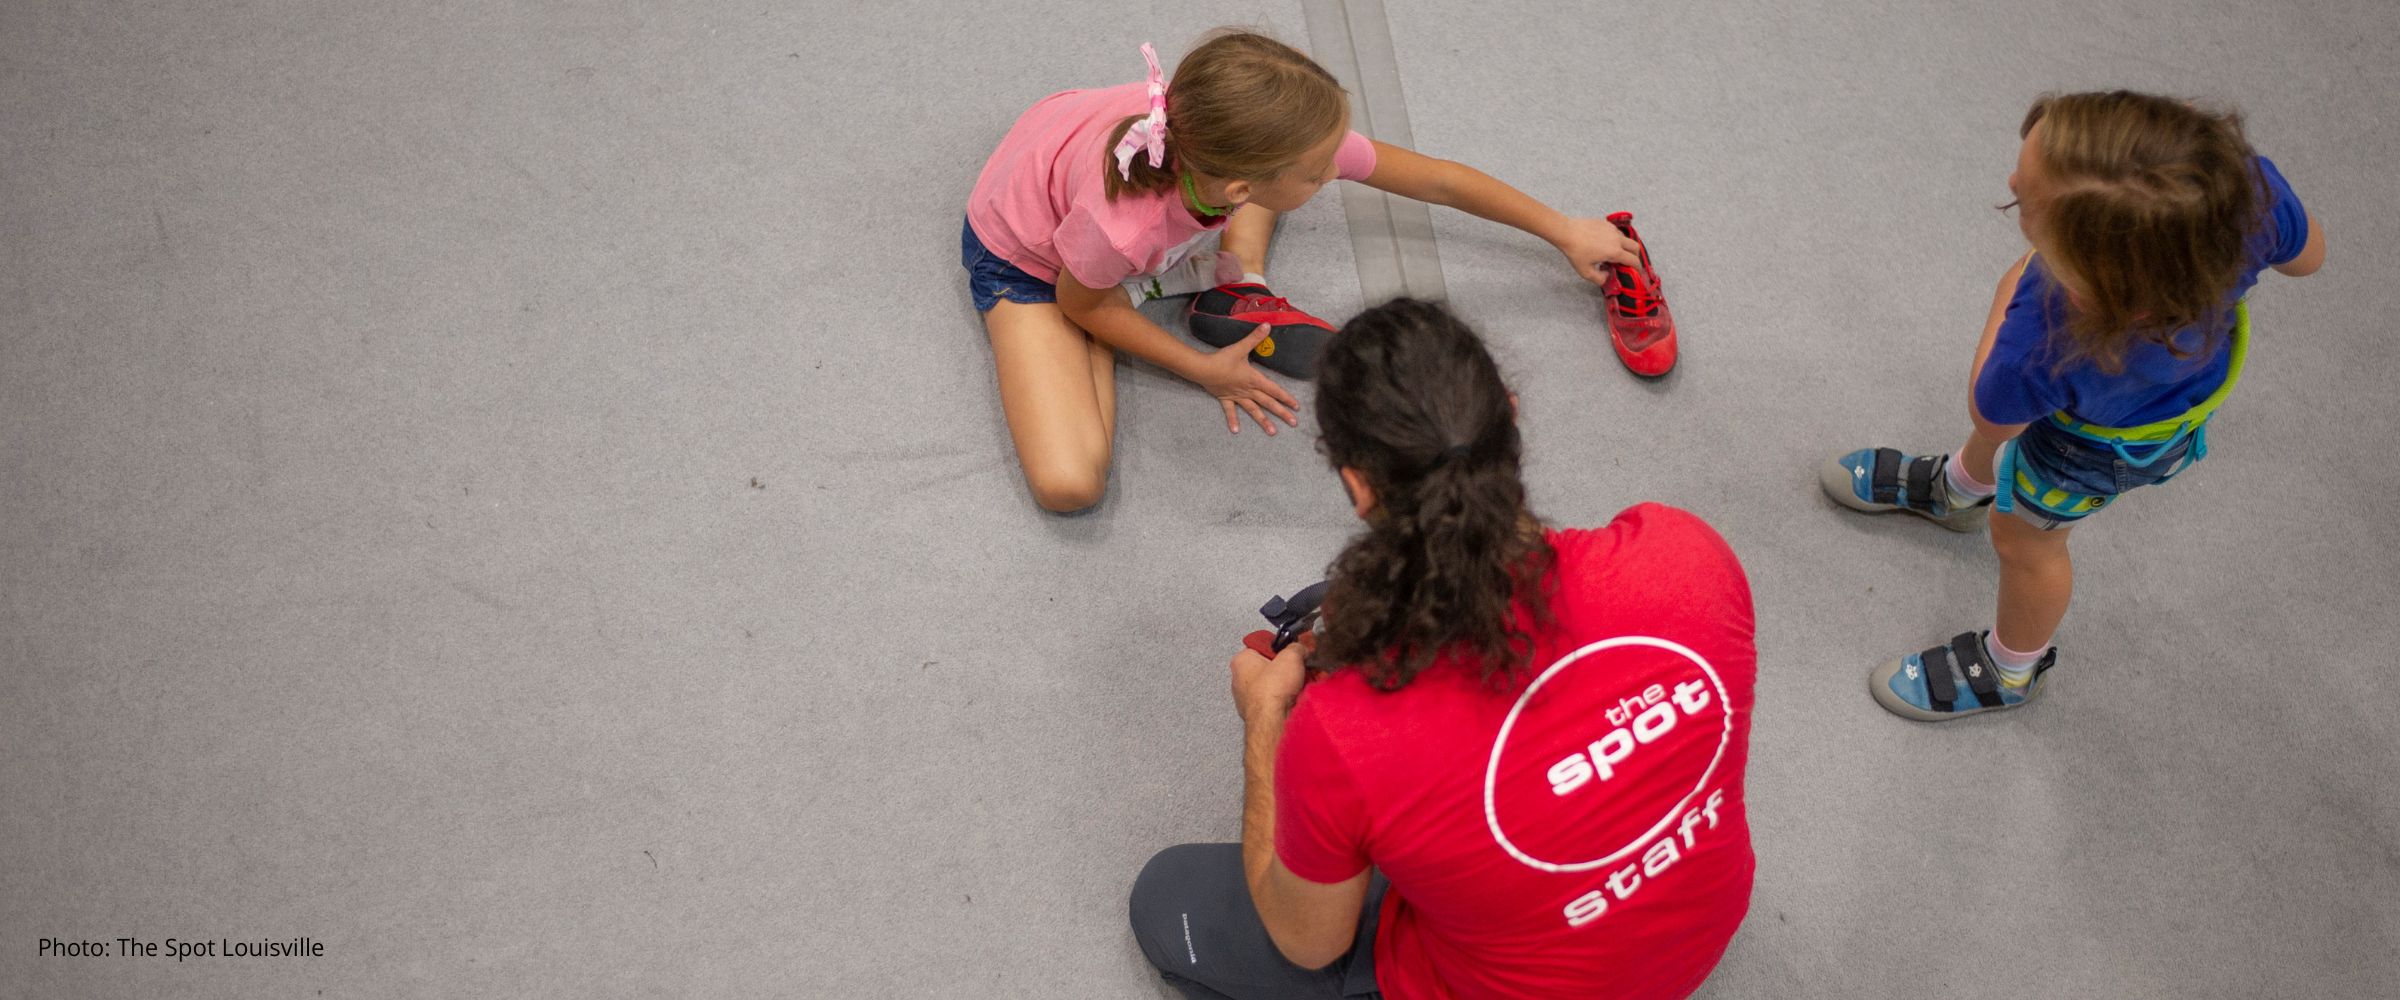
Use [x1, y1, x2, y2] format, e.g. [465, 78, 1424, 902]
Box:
[967, 82, 1377, 288]
[1278, 505, 1758, 1000]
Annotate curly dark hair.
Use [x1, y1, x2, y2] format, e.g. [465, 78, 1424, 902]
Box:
[1309, 299, 1555, 691]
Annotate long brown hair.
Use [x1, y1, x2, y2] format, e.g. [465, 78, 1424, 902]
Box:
[1102, 31, 1349, 201]
[1311, 299, 1555, 692]
[2015, 91, 2263, 374]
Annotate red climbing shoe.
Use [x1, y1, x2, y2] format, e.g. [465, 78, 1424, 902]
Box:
[1189, 283, 1336, 380]
[1602, 212, 1678, 377]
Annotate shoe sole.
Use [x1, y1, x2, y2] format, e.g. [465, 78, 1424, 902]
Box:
[1189, 314, 1330, 380]
[1869, 655, 2045, 722]
[1817, 454, 1988, 533]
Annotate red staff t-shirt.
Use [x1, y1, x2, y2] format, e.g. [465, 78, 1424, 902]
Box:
[1277, 504, 1757, 1000]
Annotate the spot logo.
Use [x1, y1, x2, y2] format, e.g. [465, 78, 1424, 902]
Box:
[1482, 636, 1732, 874]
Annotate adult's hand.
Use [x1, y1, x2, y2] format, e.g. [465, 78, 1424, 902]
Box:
[1231, 640, 1308, 724]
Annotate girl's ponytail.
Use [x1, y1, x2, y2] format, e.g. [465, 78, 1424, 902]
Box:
[1103, 114, 1181, 200]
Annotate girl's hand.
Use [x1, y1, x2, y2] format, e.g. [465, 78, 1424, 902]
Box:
[1191, 324, 1300, 435]
[1553, 217, 1644, 286]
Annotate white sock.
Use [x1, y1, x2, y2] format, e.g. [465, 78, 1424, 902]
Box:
[1125, 251, 1228, 303]
[1944, 456, 1995, 509]
[1240, 271, 1267, 287]
[1984, 631, 2047, 689]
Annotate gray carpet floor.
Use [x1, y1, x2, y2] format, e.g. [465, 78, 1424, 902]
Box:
[5, 1, 2396, 997]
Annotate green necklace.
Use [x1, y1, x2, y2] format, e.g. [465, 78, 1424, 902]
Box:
[1181, 173, 1230, 218]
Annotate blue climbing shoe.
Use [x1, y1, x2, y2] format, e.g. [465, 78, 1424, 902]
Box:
[1821, 447, 1990, 532]
[1870, 632, 2056, 722]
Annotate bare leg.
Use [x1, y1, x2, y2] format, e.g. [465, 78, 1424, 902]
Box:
[1990, 513, 2073, 651]
[1086, 332, 1117, 444]
[1967, 255, 2067, 646]
[1220, 205, 1278, 278]
[1955, 423, 2012, 486]
[984, 299, 1116, 512]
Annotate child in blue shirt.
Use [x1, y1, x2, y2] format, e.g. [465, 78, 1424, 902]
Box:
[1822, 91, 2326, 720]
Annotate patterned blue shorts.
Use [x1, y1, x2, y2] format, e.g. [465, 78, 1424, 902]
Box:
[2003, 417, 2201, 530]
[960, 217, 1056, 312]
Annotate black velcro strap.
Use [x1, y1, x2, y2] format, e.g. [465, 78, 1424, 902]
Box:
[1918, 645, 1958, 712]
[1905, 457, 1940, 510]
[1870, 449, 1902, 504]
[1952, 632, 2001, 704]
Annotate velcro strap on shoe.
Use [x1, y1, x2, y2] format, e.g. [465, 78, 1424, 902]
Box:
[1905, 456, 1940, 511]
[1870, 449, 1902, 504]
[1952, 632, 2001, 704]
[1918, 645, 1958, 712]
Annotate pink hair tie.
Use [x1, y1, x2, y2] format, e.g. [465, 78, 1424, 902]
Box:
[1112, 43, 1168, 180]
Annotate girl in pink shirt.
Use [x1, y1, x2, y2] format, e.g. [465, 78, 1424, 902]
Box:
[966, 31, 1647, 512]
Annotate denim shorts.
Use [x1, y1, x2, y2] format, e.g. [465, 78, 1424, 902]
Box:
[2004, 416, 2199, 529]
[960, 217, 1056, 312]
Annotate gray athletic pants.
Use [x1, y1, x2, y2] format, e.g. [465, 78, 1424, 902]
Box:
[1129, 843, 1387, 1000]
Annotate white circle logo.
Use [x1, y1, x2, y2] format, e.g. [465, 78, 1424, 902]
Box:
[1481, 635, 1732, 873]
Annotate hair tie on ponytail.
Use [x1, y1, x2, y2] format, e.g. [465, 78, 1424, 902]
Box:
[1430, 442, 1473, 468]
[1112, 43, 1169, 181]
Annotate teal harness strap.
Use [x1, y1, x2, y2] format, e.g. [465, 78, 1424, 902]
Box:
[1994, 434, 2103, 519]
[1996, 439, 2019, 514]
[2054, 414, 2209, 473]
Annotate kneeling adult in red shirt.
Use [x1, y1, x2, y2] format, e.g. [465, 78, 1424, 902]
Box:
[1130, 299, 1758, 999]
